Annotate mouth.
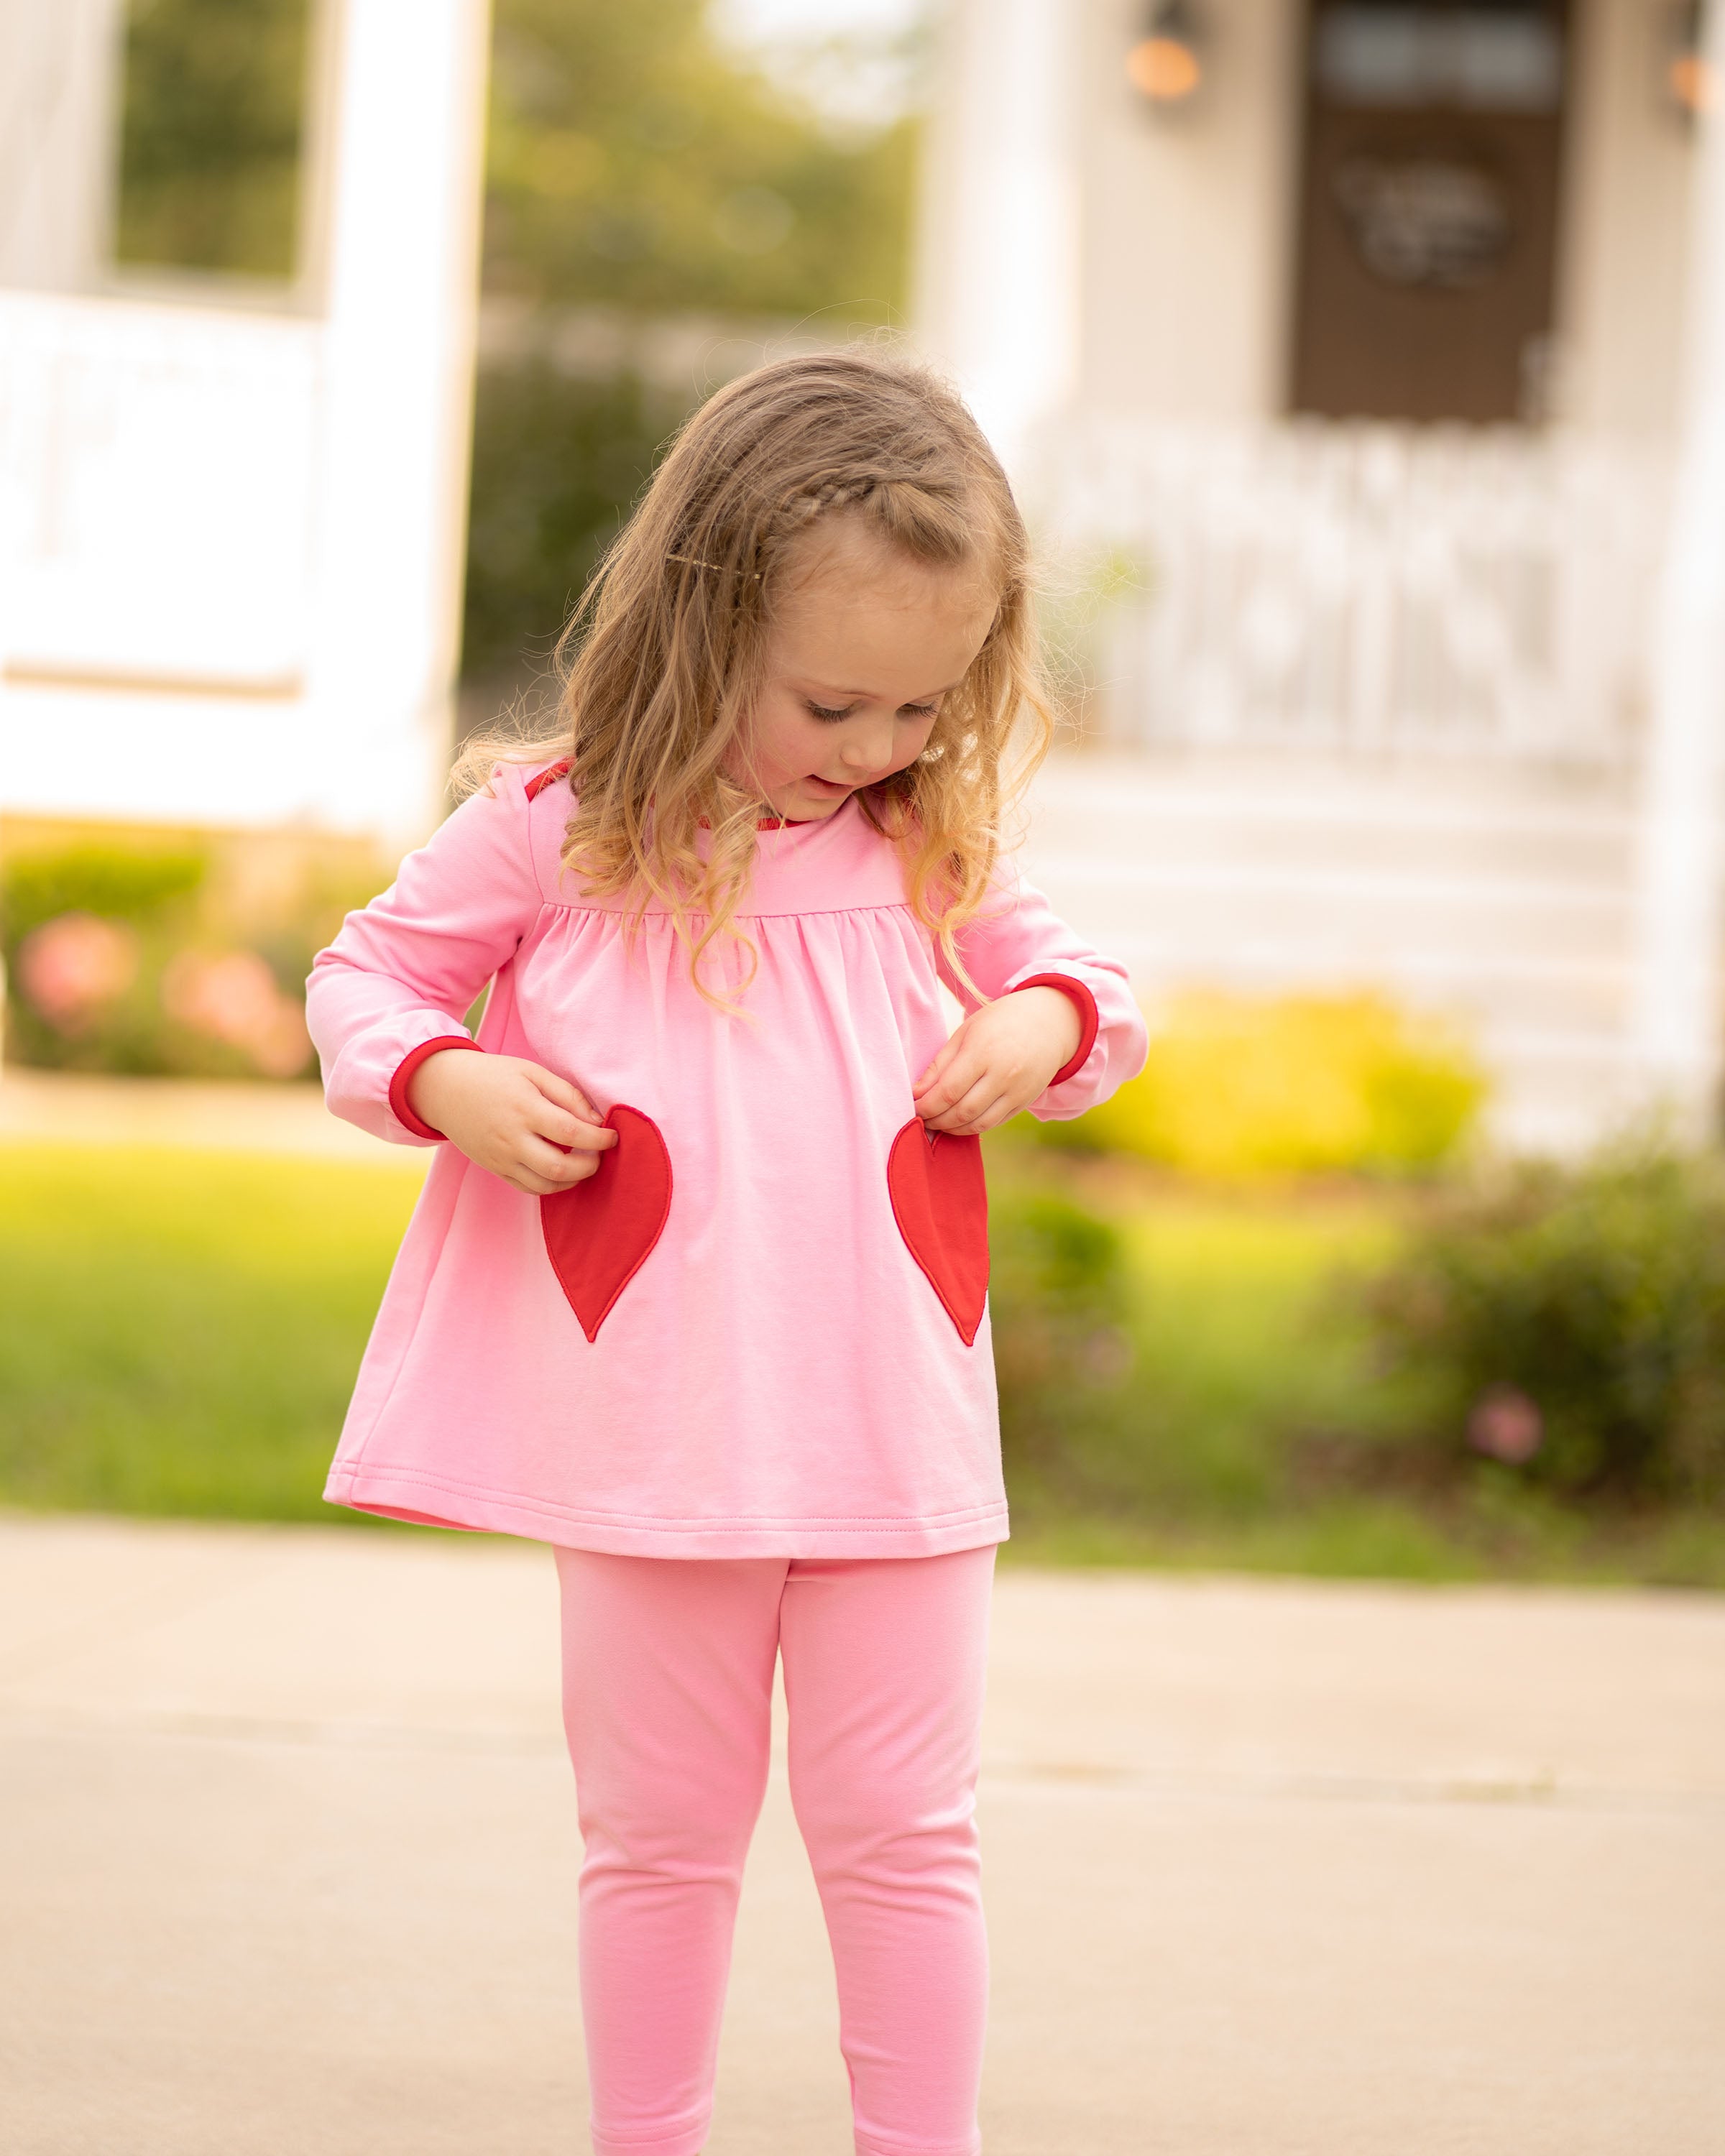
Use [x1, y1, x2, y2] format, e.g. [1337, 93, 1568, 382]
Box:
[802, 774, 854, 797]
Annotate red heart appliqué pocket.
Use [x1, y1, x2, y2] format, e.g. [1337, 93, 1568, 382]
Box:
[887, 1118, 989, 1346]
[540, 1105, 673, 1342]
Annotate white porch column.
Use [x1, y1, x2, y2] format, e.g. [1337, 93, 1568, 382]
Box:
[912, 0, 1080, 489]
[303, 0, 492, 843]
[1629, 0, 1725, 1133]
[0, 0, 123, 293]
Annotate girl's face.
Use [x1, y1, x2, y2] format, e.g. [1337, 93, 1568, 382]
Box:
[742, 520, 998, 822]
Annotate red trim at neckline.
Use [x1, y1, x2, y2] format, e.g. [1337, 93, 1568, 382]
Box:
[525, 761, 572, 802]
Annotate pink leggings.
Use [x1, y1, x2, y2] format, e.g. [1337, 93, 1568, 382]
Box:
[553, 1544, 996, 2156]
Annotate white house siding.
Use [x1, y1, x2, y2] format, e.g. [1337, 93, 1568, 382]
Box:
[1075, 0, 1305, 425]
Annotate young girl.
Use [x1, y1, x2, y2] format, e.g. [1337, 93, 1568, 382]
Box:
[308, 351, 1146, 2156]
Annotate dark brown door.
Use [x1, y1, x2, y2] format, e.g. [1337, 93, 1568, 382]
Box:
[1290, 1, 1570, 423]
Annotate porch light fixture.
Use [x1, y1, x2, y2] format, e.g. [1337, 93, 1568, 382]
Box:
[1128, 0, 1205, 107]
[1666, 0, 1719, 120]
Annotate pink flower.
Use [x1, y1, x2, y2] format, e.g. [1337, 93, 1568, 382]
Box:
[162, 949, 277, 1042]
[249, 1003, 315, 1079]
[1081, 1327, 1133, 1385]
[1467, 1383, 1543, 1465]
[161, 950, 312, 1077]
[17, 913, 140, 1032]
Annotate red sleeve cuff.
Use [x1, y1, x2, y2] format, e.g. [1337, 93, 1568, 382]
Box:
[1012, 973, 1100, 1088]
[389, 1035, 484, 1140]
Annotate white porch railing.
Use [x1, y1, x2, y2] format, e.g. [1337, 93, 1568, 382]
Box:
[1046, 419, 1670, 765]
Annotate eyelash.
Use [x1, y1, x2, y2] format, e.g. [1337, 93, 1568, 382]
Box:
[806, 701, 939, 724]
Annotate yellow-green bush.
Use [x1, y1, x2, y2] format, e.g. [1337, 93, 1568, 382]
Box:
[1049, 989, 1485, 1178]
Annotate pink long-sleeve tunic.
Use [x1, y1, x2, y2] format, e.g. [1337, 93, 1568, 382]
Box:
[308, 763, 1147, 1557]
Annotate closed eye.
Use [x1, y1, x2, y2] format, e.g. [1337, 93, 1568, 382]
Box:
[804, 697, 942, 723]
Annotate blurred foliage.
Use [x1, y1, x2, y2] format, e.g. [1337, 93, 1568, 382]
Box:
[988, 1141, 1725, 1584]
[2, 845, 206, 938]
[464, 365, 686, 683]
[1041, 989, 1485, 1179]
[116, 0, 311, 278]
[988, 1144, 1410, 1527]
[111, 0, 918, 318]
[989, 1184, 1135, 1498]
[485, 0, 916, 318]
[1, 826, 388, 1079]
[1361, 1143, 1725, 1502]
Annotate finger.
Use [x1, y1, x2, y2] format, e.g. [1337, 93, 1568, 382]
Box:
[924, 1077, 1011, 1135]
[517, 1134, 599, 1185]
[936, 1099, 1011, 1138]
[495, 1166, 563, 1197]
[543, 1150, 603, 1184]
[965, 1089, 1024, 1135]
[528, 1102, 617, 1152]
[525, 1066, 603, 1123]
[915, 1043, 988, 1120]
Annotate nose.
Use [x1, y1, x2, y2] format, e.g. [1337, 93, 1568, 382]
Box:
[839, 711, 896, 775]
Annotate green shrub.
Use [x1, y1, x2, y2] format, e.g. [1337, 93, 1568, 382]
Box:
[1042, 988, 1484, 1179]
[2, 844, 208, 940]
[463, 365, 686, 683]
[988, 1181, 1134, 1494]
[484, 0, 914, 321]
[1, 831, 388, 1081]
[1361, 1143, 1725, 1500]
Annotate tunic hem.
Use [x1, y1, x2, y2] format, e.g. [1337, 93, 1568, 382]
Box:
[324, 1462, 1009, 1558]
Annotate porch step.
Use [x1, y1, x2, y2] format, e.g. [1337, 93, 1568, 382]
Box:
[1021, 747, 1650, 1153]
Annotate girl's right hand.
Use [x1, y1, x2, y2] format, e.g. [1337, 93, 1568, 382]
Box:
[408, 1049, 617, 1197]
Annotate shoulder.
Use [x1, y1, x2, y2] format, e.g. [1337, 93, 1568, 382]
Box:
[469, 757, 572, 898]
[408, 757, 566, 906]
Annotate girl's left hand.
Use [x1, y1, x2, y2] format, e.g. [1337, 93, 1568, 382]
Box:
[912, 987, 1082, 1136]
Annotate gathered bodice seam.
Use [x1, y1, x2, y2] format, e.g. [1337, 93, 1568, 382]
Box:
[532, 895, 921, 925]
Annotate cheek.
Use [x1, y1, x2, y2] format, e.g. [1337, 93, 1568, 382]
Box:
[749, 694, 817, 773]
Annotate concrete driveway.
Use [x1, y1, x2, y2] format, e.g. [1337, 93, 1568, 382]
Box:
[1, 1514, 1721, 2155]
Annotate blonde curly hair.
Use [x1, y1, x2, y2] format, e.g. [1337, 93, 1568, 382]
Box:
[455, 347, 1052, 1001]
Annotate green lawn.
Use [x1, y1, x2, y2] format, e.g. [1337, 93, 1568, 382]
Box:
[3, 1138, 1721, 1585]
[0, 1143, 424, 1523]
[1116, 1185, 1405, 1511]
